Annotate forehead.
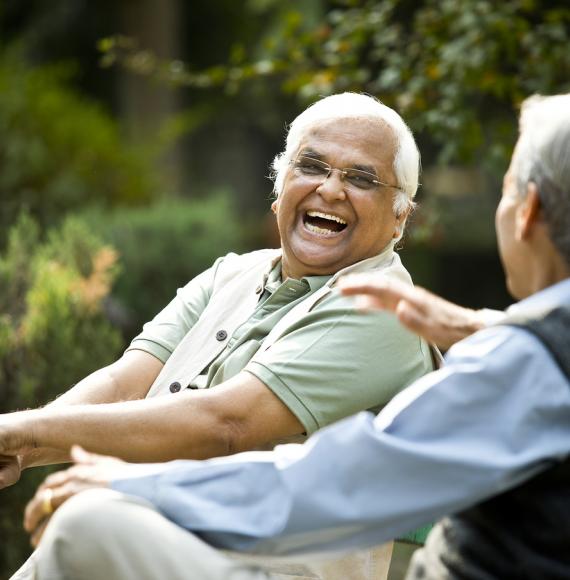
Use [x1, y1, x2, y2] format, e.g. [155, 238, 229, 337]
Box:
[297, 117, 397, 169]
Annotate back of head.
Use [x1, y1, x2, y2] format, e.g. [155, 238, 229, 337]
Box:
[272, 93, 420, 220]
[514, 94, 570, 267]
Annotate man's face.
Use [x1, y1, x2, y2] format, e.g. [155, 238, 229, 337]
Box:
[495, 143, 529, 299]
[274, 118, 402, 280]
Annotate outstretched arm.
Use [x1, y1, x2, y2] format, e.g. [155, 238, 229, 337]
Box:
[2, 370, 302, 467]
[24, 326, 570, 555]
[339, 275, 502, 349]
[0, 350, 163, 489]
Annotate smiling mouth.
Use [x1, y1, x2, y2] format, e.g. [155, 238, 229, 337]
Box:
[303, 211, 348, 236]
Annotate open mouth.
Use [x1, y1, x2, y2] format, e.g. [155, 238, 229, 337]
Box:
[303, 210, 348, 236]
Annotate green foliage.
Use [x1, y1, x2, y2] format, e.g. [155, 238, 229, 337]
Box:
[82, 193, 249, 336]
[0, 212, 122, 411]
[100, 0, 570, 169]
[0, 48, 157, 246]
[0, 214, 122, 572]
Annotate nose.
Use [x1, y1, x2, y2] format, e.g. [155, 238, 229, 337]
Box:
[316, 168, 347, 201]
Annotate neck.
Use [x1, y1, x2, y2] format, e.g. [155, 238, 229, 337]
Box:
[529, 255, 570, 295]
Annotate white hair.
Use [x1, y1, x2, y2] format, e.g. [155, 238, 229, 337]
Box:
[271, 93, 420, 221]
[513, 93, 570, 266]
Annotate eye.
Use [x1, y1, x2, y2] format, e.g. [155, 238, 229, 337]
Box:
[346, 170, 378, 190]
[295, 157, 329, 176]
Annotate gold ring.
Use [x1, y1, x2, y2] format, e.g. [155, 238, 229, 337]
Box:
[42, 489, 54, 517]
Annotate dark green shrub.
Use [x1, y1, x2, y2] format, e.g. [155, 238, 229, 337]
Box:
[0, 49, 156, 246]
[82, 193, 249, 336]
[0, 214, 123, 574]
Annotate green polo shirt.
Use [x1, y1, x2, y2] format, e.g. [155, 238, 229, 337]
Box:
[129, 259, 433, 435]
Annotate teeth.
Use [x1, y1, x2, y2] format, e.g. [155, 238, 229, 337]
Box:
[307, 210, 347, 225]
[305, 222, 337, 236]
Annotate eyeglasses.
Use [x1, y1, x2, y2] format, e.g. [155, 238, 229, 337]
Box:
[290, 154, 400, 192]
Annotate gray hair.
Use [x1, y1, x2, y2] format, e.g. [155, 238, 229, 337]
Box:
[514, 94, 570, 266]
[271, 93, 420, 221]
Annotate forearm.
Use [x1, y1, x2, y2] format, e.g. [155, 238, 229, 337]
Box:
[26, 393, 231, 463]
[19, 351, 163, 468]
[18, 369, 127, 469]
[114, 329, 565, 556]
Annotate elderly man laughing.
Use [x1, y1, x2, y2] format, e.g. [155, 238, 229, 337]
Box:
[19, 93, 570, 580]
[3, 93, 434, 580]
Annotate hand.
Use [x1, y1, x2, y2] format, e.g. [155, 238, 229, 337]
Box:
[24, 446, 125, 547]
[0, 412, 35, 490]
[339, 275, 485, 350]
[0, 454, 22, 489]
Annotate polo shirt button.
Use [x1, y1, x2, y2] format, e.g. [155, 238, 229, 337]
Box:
[169, 381, 181, 393]
[216, 330, 228, 341]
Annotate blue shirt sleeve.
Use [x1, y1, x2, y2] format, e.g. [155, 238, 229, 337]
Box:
[111, 325, 570, 556]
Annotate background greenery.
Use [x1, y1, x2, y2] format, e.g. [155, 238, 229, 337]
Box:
[0, 0, 569, 574]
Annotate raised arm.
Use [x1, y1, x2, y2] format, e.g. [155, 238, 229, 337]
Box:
[339, 275, 501, 349]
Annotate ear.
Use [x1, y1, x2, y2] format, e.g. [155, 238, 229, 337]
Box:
[517, 182, 542, 240]
[392, 208, 410, 239]
[271, 200, 278, 214]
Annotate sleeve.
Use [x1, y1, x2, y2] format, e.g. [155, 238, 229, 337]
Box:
[126, 257, 222, 363]
[112, 325, 570, 556]
[245, 291, 433, 434]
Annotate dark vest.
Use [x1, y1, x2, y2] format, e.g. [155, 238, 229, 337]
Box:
[407, 305, 570, 580]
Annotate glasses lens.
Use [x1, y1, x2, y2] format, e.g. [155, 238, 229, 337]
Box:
[294, 156, 330, 178]
[345, 169, 378, 191]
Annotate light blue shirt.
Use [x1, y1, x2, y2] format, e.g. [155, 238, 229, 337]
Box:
[112, 279, 570, 558]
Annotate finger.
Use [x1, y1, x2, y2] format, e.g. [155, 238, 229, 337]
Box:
[71, 445, 109, 465]
[30, 518, 50, 549]
[24, 488, 52, 534]
[340, 278, 414, 311]
[41, 468, 75, 490]
[353, 295, 388, 311]
[0, 456, 21, 489]
[396, 301, 429, 333]
[24, 482, 74, 533]
[339, 274, 390, 295]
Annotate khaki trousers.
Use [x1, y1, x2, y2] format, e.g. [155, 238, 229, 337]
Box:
[11, 490, 393, 580]
[12, 489, 270, 580]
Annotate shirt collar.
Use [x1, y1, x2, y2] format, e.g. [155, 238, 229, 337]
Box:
[259, 241, 396, 294]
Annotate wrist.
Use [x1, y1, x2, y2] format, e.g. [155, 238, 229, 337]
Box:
[0, 410, 38, 455]
[474, 308, 506, 329]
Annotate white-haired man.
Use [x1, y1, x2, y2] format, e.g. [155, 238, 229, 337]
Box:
[3, 93, 435, 580]
[21, 93, 570, 579]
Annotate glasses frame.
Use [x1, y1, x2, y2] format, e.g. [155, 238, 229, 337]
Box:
[290, 154, 401, 192]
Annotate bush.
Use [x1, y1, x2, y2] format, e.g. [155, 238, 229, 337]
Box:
[82, 193, 250, 337]
[0, 48, 157, 247]
[0, 214, 123, 574]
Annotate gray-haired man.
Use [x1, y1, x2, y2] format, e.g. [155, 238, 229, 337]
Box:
[20, 93, 570, 579]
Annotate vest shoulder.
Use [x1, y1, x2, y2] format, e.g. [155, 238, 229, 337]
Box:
[217, 248, 281, 269]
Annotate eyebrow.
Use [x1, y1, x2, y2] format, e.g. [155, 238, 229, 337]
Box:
[299, 148, 325, 160]
[298, 148, 378, 176]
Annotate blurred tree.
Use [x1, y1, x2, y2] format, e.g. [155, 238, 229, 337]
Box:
[0, 48, 158, 246]
[101, 0, 570, 171]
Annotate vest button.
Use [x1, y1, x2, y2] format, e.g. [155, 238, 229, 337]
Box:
[215, 330, 228, 341]
[169, 381, 182, 393]
[255, 285, 263, 294]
